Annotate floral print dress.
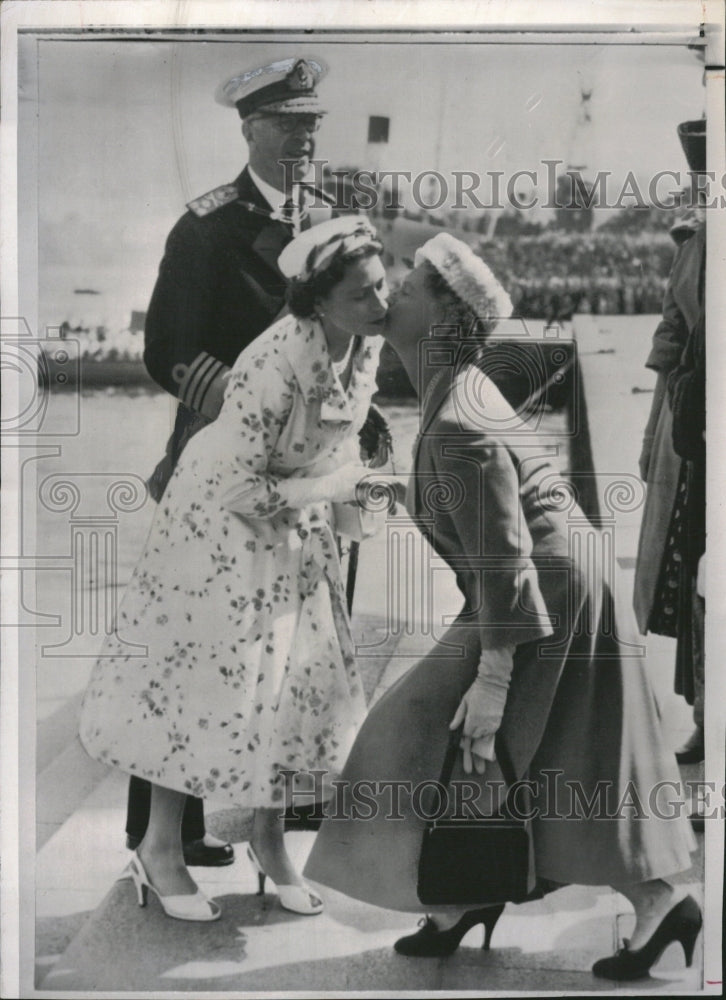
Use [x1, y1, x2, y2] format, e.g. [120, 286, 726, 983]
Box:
[80, 314, 382, 807]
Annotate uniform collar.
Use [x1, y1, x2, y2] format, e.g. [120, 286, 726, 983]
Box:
[247, 165, 289, 215]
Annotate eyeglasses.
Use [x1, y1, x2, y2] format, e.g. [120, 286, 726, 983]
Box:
[249, 113, 322, 134]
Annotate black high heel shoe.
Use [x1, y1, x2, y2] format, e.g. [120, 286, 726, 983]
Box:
[394, 904, 505, 957]
[592, 895, 702, 981]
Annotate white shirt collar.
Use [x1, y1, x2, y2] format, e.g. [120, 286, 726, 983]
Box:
[248, 165, 289, 215]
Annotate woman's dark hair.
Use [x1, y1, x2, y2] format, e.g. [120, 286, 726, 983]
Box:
[287, 239, 384, 318]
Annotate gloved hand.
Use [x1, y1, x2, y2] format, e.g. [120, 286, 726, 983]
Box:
[450, 645, 515, 774]
[311, 463, 372, 504]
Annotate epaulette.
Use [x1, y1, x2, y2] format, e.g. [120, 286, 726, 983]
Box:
[187, 184, 240, 217]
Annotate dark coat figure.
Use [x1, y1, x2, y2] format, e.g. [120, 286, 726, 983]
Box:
[305, 366, 694, 911]
[145, 167, 325, 499]
[668, 249, 706, 711]
[633, 218, 705, 641]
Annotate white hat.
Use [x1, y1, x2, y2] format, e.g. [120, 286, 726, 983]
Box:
[278, 216, 379, 282]
[415, 233, 512, 333]
[215, 57, 328, 117]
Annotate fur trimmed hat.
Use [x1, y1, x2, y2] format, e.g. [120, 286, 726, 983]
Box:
[415, 233, 512, 333]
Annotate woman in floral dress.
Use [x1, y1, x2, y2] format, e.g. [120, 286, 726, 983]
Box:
[80, 217, 389, 920]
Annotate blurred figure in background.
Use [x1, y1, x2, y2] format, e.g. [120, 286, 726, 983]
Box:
[634, 119, 706, 770]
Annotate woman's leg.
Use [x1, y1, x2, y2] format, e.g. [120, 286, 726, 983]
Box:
[611, 878, 685, 949]
[251, 807, 310, 886]
[136, 783, 198, 896]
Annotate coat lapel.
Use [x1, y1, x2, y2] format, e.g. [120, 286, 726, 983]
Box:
[251, 224, 294, 277]
[235, 168, 294, 278]
[410, 366, 455, 519]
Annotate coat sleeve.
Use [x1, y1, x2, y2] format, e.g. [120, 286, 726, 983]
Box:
[668, 311, 706, 462]
[645, 247, 689, 375]
[433, 417, 554, 651]
[144, 215, 230, 419]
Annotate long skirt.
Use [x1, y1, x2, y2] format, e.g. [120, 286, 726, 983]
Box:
[304, 590, 695, 912]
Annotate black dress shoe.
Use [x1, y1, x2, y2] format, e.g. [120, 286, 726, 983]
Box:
[126, 835, 235, 867]
[592, 895, 702, 981]
[394, 905, 505, 957]
[675, 727, 704, 765]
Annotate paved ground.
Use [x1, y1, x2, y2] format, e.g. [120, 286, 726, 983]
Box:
[32, 315, 713, 995]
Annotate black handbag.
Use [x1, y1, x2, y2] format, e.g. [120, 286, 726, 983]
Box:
[417, 729, 534, 906]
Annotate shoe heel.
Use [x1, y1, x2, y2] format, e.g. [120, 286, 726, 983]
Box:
[127, 855, 148, 908]
[247, 845, 267, 895]
[481, 904, 505, 951]
[681, 924, 701, 967]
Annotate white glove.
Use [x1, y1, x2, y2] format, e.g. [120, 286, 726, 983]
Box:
[312, 463, 372, 504]
[222, 462, 370, 516]
[450, 645, 515, 774]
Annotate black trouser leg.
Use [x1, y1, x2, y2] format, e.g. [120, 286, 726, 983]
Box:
[125, 776, 206, 843]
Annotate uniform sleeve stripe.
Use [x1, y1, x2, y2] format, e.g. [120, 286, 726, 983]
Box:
[179, 352, 221, 410]
[189, 357, 225, 413]
[195, 361, 229, 415]
[179, 352, 215, 408]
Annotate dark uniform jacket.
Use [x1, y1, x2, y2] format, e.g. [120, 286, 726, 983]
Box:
[144, 166, 331, 498]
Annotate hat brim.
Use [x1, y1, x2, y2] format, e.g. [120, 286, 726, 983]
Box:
[249, 96, 328, 115]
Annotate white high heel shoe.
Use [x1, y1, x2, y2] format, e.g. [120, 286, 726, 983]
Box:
[126, 851, 221, 922]
[247, 844, 323, 916]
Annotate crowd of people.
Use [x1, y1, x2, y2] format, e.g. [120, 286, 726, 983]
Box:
[480, 230, 675, 321]
[58, 321, 145, 361]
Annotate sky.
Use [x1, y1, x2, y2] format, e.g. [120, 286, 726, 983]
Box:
[19, 32, 706, 333]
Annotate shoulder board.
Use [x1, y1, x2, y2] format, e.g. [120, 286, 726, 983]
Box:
[187, 184, 240, 217]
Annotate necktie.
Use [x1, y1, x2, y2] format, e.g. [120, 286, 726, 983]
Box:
[299, 190, 312, 232]
[282, 198, 297, 234]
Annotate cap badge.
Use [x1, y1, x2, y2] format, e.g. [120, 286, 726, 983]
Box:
[288, 59, 314, 91]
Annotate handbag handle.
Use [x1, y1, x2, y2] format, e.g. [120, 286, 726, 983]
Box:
[438, 725, 519, 799]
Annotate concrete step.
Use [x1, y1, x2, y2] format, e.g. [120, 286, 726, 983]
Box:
[34, 392, 708, 992]
[35, 603, 705, 993]
[36, 736, 112, 852]
[38, 826, 702, 993]
[37, 691, 84, 776]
